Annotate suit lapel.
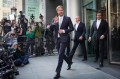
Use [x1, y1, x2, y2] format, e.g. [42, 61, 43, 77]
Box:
[98, 20, 102, 30]
[77, 22, 81, 31]
[94, 21, 97, 29]
[60, 16, 65, 29]
[73, 24, 76, 30]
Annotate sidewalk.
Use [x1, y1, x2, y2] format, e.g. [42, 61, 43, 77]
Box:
[77, 56, 120, 79]
[16, 55, 119, 79]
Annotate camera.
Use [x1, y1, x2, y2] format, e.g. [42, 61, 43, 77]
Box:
[0, 44, 19, 79]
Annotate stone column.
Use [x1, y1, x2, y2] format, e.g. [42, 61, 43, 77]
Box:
[66, 0, 82, 56]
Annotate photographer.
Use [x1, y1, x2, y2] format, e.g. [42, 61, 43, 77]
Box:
[13, 44, 29, 66]
[3, 19, 11, 35]
[17, 23, 24, 49]
[23, 18, 28, 35]
[3, 31, 17, 49]
[18, 11, 25, 26]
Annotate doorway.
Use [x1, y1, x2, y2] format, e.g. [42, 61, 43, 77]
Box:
[109, 0, 120, 64]
[83, 1, 96, 56]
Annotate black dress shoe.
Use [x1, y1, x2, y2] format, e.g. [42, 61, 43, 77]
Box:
[82, 59, 87, 61]
[54, 73, 60, 79]
[67, 62, 73, 70]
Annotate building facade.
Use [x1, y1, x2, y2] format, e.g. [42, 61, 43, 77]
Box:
[0, 0, 23, 20]
[45, 0, 62, 24]
[0, 0, 119, 64]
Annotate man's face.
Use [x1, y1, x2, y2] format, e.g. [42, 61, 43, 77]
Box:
[57, 8, 64, 16]
[75, 16, 80, 23]
[96, 13, 102, 20]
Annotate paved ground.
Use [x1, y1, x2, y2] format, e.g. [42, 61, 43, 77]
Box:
[77, 57, 120, 79]
[16, 55, 119, 79]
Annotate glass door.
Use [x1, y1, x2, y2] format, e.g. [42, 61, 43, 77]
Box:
[86, 9, 96, 55]
[83, 1, 96, 56]
[109, 0, 120, 64]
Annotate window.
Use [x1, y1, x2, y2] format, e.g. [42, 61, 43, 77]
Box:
[110, 0, 120, 63]
[3, 0, 13, 7]
[3, 12, 10, 19]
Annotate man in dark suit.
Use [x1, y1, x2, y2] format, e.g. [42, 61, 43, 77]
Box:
[88, 11, 108, 67]
[66, 34, 70, 56]
[47, 5, 74, 79]
[69, 16, 87, 62]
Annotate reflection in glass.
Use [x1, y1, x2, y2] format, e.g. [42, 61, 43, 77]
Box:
[110, 0, 120, 62]
[83, 0, 96, 55]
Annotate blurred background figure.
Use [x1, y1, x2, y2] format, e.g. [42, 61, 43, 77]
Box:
[3, 19, 11, 35]
[0, 21, 3, 36]
[26, 27, 35, 56]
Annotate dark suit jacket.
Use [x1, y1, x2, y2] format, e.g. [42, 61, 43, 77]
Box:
[74, 22, 86, 41]
[50, 16, 74, 43]
[90, 19, 108, 40]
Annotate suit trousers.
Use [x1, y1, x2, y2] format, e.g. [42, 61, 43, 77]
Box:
[94, 39, 105, 64]
[69, 40, 87, 60]
[66, 36, 70, 56]
[56, 38, 71, 74]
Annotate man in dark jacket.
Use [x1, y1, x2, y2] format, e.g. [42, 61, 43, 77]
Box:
[88, 11, 108, 67]
[3, 20, 11, 34]
[69, 16, 87, 62]
[14, 44, 29, 66]
[47, 5, 74, 79]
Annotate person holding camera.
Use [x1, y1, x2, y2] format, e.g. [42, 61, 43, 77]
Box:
[3, 31, 17, 49]
[16, 23, 24, 49]
[13, 44, 29, 66]
[4, 31, 17, 44]
[3, 20, 11, 35]
[18, 11, 25, 25]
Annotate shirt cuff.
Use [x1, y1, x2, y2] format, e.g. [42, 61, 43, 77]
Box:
[51, 23, 55, 25]
[63, 30, 65, 33]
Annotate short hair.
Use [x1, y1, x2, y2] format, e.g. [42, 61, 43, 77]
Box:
[96, 10, 102, 14]
[10, 31, 15, 34]
[28, 26, 32, 30]
[40, 14, 43, 18]
[56, 5, 64, 11]
[19, 11, 23, 13]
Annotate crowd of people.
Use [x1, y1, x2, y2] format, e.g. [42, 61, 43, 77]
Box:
[46, 5, 109, 79]
[0, 11, 47, 66]
[0, 5, 109, 79]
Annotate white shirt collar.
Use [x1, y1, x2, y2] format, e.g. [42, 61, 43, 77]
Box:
[96, 19, 101, 29]
[97, 19, 101, 21]
[75, 22, 80, 31]
[76, 21, 80, 24]
[59, 15, 64, 18]
[58, 16, 64, 23]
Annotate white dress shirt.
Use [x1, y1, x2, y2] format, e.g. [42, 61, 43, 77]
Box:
[96, 19, 101, 29]
[75, 22, 80, 31]
[58, 16, 63, 28]
[58, 16, 64, 37]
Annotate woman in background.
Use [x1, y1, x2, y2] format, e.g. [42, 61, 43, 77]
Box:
[26, 27, 35, 56]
